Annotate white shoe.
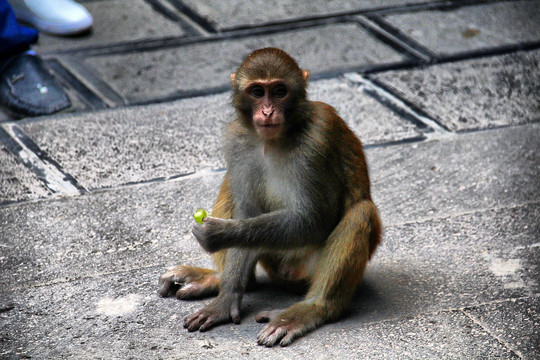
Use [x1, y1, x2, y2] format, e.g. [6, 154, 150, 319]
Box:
[9, 0, 93, 35]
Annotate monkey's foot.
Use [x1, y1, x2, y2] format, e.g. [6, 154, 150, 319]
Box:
[256, 303, 323, 347]
[158, 265, 220, 299]
[184, 293, 241, 332]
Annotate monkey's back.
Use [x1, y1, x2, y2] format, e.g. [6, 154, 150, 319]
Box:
[309, 101, 372, 205]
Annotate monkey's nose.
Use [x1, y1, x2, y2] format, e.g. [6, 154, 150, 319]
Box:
[262, 108, 274, 117]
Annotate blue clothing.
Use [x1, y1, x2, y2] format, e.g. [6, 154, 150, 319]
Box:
[0, 0, 38, 58]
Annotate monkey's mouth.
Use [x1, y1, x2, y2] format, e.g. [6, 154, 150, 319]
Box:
[256, 123, 282, 137]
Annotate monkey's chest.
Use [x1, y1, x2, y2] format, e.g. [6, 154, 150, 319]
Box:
[259, 158, 302, 210]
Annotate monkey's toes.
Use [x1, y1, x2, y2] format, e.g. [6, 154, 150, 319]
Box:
[257, 316, 306, 347]
[257, 324, 288, 347]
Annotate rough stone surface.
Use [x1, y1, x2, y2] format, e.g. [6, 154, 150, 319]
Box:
[371, 50, 540, 131]
[0, 273, 521, 359]
[0, 145, 51, 204]
[81, 23, 405, 103]
[384, 1, 540, 56]
[34, 0, 186, 53]
[465, 296, 540, 359]
[20, 95, 231, 190]
[181, 0, 430, 30]
[1, 201, 536, 358]
[308, 79, 421, 145]
[366, 203, 540, 322]
[0, 173, 222, 289]
[371, 123, 540, 225]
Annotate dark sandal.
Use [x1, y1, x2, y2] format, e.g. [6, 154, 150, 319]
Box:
[0, 53, 70, 117]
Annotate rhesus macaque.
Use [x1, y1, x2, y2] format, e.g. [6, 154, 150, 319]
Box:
[159, 47, 381, 347]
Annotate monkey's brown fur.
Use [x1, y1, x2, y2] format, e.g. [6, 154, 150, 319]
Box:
[159, 47, 381, 347]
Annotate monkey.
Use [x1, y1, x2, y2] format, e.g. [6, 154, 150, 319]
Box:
[159, 47, 381, 347]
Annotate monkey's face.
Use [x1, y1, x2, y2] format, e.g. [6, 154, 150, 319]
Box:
[231, 48, 311, 139]
[244, 80, 290, 139]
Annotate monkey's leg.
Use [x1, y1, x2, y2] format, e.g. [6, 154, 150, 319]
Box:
[184, 248, 259, 331]
[256, 200, 381, 347]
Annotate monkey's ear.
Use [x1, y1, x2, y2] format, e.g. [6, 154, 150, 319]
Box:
[302, 70, 310, 82]
[231, 73, 236, 83]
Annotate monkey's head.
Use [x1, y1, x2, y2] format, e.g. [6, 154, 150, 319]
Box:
[231, 47, 310, 140]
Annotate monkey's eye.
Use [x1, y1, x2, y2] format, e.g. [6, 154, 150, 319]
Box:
[249, 85, 265, 98]
[273, 85, 288, 98]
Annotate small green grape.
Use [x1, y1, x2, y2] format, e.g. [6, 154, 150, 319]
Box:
[193, 208, 209, 224]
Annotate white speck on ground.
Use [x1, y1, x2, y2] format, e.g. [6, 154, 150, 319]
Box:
[96, 294, 140, 317]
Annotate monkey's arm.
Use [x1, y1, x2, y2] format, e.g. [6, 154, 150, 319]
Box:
[192, 206, 333, 253]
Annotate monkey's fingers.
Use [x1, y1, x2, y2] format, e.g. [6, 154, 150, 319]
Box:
[158, 267, 195, 297]
[184, 306, 234, 332]
[158, 274, 181, 297]
[199, 316, 222, 332]
[184, 311, 207, 332]
[158, 280, 172, 297]
[191, 223, 204, 241]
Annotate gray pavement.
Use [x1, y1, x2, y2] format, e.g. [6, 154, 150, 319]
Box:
[1, 0, 539, 359]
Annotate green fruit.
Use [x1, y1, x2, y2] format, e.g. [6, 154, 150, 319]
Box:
[193, 208, 209, 224]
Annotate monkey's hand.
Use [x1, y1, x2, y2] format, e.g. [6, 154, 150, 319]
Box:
[184, 292, 242, 332]
[192, 217, 233, 253]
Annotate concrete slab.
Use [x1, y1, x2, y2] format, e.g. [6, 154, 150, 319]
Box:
[1, 203, 535, 358]
[465, 296, 540, 359]
[313, 311, 519, 359]
[0, 144, 51, 204]
[363, 202, 540, 323]
[33, 0, 186, 53]
[370, 123, 540, 225]
[0, 172, 223, 289]
[18, 78, 419, 191]
[80, 23, 406, 103]
[180, 0, 433, 31]
[20, 94, 231, 190]
[0, 271, 520, 358]
[308, 79, 421, 145]
[383, 1, 540, 56]
[371, 50, 540, 131]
